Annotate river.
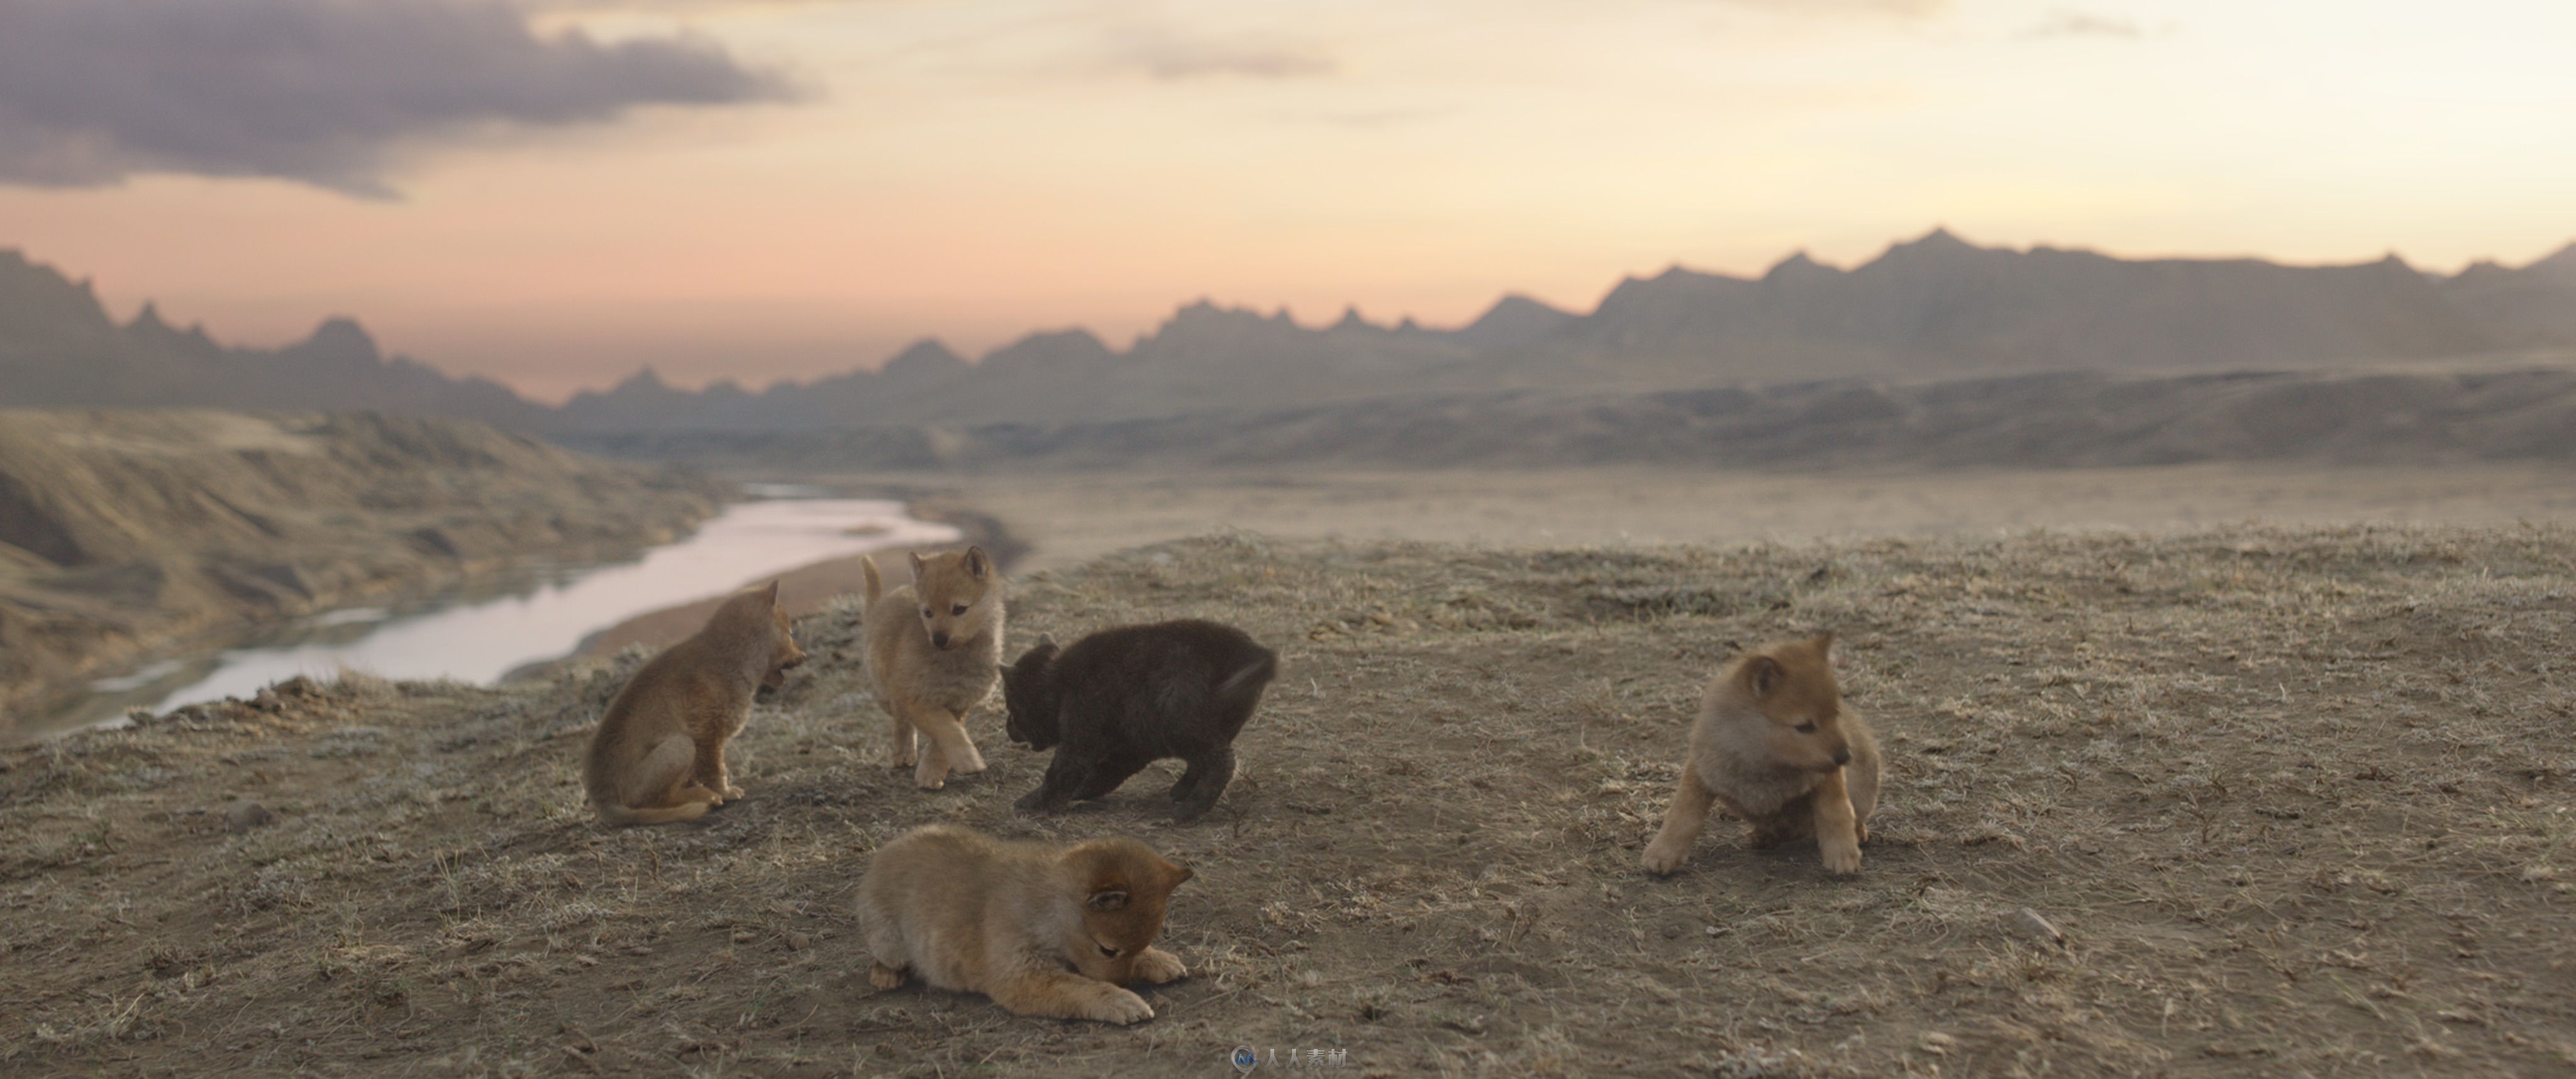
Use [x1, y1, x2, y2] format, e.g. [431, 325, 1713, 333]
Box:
[30, 492, 955, 738]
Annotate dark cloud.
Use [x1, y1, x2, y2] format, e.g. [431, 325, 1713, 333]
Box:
[2021, 8, 2148, 39]
[0, 0, 797, 197]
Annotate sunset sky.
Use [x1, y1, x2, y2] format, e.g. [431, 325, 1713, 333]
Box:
[3, 0, 2572, 401]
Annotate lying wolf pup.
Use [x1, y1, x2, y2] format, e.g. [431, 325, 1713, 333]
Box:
[857, 824, 1192, 1024]
[1641, 633, 1882, 876]
[1001, 619, 1277, 823]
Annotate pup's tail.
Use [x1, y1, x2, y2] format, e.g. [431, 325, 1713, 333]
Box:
[860, 555, 884, 607]
[1215, 650, 1279, 703]
[594, 799, 711, 827]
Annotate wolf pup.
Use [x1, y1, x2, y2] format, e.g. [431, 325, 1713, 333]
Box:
[857, 824, 1192, 1024]
[1002, 619, 1277, 823]
[860, 546, 1005, 789]
[1641, 633, 1881, 876]
[584, 581, 805, 826]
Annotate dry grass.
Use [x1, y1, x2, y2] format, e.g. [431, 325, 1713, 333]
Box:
[3, 524, 2572, 1077]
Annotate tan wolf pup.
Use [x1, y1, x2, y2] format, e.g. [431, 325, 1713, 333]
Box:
[584, 581, 806, 826]
[860, 546, 1005, 789]
[857, 824, 1192, 1024]
[1641, 633, 1881, 875]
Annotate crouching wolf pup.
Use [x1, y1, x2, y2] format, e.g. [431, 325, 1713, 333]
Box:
[584, 581, 805, 826]
[1001, 619, 1277, 823]
[857, 824, 1193, 1024]
[1641, 633, 1881, 876]
[860, 546, 1005, 789]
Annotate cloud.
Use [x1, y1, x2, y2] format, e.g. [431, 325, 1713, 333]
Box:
[1102, 28, 1337, 81]
[1713, 0, 1948, 17]
[0, 0, 797, 197]
[2021, 8, 2147, 39]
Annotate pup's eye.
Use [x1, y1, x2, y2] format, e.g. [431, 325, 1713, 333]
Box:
[1096, 942, 1120, 958]
[1794, 722, 1818, 734]
[951, 604, 968, 616]
[922, 607, 934, 618]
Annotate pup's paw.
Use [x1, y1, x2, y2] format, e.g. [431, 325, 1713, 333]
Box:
[868, 962, 906, 990]
[1087, 988, 1155, 1025]
[721, 785, 747, 800]
[1133, 948, 1187, 985]
[1855, 819, 1870, 845]
[1640, 838, 1690, 875]
[951, 746, 987, 775]
[1820, 839, 1862, 876]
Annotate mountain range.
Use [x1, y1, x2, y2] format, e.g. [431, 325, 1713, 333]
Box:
[4, 230, 2573, 436]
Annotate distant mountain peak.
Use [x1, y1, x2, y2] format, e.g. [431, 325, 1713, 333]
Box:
[2527, 240, 2576, 280]
[1452, 292, 1575, 352]
[613, 367, 672, 392]
[281, 318, 384, 367]
[1330, 306, 1375, 332]
[879, 338, 967, 381]
[1763, 250, 1841, 282]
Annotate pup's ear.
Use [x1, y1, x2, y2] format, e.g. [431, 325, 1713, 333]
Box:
[1036, 632, 1056, 648]
[964, 545, 991, 578]
[908, 550, 927, 579]
[1743, 655, 1785, 699]
[1087, 888, 1130, 911]
[763, 580, 782, 603]
[1167, 861, 1194, 888]
[1821, 633, 1848, 671]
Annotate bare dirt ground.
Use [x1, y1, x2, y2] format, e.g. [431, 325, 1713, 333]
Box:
[4, 523, 2572, 1077]
[858, 463, 2576, 572]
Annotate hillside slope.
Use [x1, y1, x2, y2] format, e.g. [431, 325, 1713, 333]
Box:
[2, 526, 2568, 1075]
[0, 410, 726, 726]
[557, 362, 2576, 472]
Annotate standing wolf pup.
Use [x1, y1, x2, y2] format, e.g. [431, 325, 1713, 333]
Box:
[1641, 633, 1881, 875]
[584, 581, 806, 826]
[858, 824, 1192, 1024]
[860, 546, 1005, 789]
[1002, 619, 1277, 823]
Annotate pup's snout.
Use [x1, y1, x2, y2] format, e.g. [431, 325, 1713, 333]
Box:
[782, 654, 806, 670]
[930, 631, 951, 650]
[1831, 748, 1853, 767]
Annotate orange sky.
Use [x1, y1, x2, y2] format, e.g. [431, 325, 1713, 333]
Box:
[4, 0, 2573, 401]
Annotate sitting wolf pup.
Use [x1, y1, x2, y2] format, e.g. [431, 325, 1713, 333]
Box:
[857, 824, 1193, 1024]
[1641, 633, 1881, 876]
[584, 581, 805, 826]
[860, 546, 1005, 790]
[1001, 619, 1278, 823]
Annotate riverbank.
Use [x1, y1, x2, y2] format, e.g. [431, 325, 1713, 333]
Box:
[528, 491, 1030, 671]
[0, 411, 728, 737]
[4, 524, 2570, 1076]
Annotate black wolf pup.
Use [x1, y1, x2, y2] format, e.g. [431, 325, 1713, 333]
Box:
[1002, 619, 1278, 823]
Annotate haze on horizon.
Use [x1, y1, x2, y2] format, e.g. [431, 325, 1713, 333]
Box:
[3, 0, 2572, 402]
